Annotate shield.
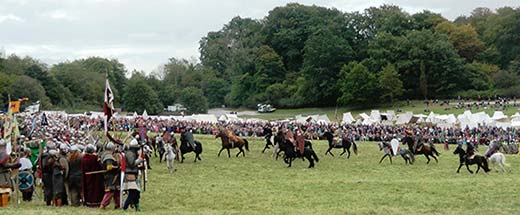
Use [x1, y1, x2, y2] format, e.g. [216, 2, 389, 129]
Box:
[391, 139, 400, 156]
[184, 132, 195, 148]
[18, 171, 34, 191]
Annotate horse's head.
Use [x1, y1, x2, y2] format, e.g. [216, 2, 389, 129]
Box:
[377, 142, 384, 151]
[453, 145, 464, 155]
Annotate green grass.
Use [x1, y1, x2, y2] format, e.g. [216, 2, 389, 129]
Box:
[4, 134, 520, 214]
[243, 100, 520, 122]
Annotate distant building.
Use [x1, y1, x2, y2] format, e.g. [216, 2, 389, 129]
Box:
[166, 104, 187, 112]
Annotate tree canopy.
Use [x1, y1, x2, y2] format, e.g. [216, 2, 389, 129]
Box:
[1, 4, 519, 112]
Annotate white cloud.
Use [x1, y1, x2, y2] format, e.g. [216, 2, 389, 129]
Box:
[0, 14, 25, 23]
[40, 10, 78, 21]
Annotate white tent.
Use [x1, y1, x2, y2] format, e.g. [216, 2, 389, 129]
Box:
[395, 112, 413, 125]
[225, 114, 243, 123]
[191, 114, 218, 123]
[133, 112, 138, 118]
[142, 110, 148, 118]
[218, 115, 227, 121]
[491, 111, 508, 121]
[342, 112, 355, 124]
[370, 110, 381, 123]
[316, 114, 331, 124]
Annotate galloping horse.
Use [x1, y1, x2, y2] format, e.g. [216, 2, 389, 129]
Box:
[278, 137, 319, 168]
[215, 129, 249, 157]
[261, 127, 274, 153]
[322, 131, 358, 159]
[179, 131, 203, 163]
[453, 145, 490, 174]
[402, 136, 439, 164]
[273, 130, 313, 160]
[377, 142, 414, 165]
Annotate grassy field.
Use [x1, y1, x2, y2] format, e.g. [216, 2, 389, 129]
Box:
[4, 134, 520, 214]
[241, 100, 520, 122]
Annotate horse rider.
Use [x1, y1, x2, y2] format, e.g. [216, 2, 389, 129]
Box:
[333, 126, 343, 147]
[123, 138, 143, 211]
[181, 126, 197, 150]
[0, 139, 21, 207]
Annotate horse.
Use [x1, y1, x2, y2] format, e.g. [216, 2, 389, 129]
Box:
[402, 136, 439, 164]
[377, 142, 414, 165]
[278, 138, 319, 168]
[322, 131, 358, 159]
[179, 132, 203, 163]
[164, 143, 176, 173]
[488, 152, 509, 172]
[261, 127, 274, 153]
[215, 129, 249, 158]
[453, 145, 490, 174]
[273, 130, 313, 160]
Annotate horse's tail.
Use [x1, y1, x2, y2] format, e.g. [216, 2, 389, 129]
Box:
[352, 142, 358, 155]
[501, 154, 510, 167]
[244, 139, 249, 151]
[482, 157, 490, 172]
[432, 145, 440, 156]
[311, 149, 319, 162]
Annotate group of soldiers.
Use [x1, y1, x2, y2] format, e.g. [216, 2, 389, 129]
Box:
[0, 131, 152, 211]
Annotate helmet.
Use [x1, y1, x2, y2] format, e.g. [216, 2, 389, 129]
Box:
[105, 142, 115, 151]
[69, 145, 79, 152]
[129, 139, 139, 148]
[86, 144, 96, 153]
[46, 142, 56, 150]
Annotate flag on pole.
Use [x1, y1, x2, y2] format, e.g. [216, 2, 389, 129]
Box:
[103, 77, 114, 133]
[3, 95, 13, 154]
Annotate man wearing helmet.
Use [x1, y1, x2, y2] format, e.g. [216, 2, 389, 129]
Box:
[99, 142, 122, 209]
[0, 139, 21, 207]
[122, 139, 143, 211]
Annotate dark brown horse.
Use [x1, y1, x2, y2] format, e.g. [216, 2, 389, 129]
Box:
[402, 136, 439, 164]
[215, 129, 249, 157]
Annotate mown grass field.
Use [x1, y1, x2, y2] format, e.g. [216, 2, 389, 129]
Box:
[5, 134, 520, 214]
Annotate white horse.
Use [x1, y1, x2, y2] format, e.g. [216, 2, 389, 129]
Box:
[164, 144, 176, 173]
[488, 152, 509, 172]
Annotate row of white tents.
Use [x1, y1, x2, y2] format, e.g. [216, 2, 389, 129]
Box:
[342, 110, 520, 129]
[35, 109, 520, 128]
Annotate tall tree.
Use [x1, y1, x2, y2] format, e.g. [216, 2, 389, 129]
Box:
[379, 64, 403, 103]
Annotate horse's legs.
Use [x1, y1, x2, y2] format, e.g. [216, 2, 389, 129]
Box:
[465, 164, 474, 174]
[218, 147, 225, 157]
[389, 155, 393, 164]
[346, 147, 351, 159]
[431, 154, 438, 163]
[325, 147, 333, 156]
[197, 153, 202, 161]
[227, 148, 231, 158]
[236, 148, 242, 157]
[476, 164, 481, 174]
[307, 154, 314, 168]
[456, 164, 463, 173]
[425, 154, 431, 164]
[340, 148, 346, 156]
[379, 154, 388, 163]
[181, 153, 185, 163]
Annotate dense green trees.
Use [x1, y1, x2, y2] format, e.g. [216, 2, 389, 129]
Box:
[1, 4, 519, 112]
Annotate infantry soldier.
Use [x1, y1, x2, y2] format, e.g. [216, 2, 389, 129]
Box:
[99, 142, 121, 209]
[123, 138, 143, 211]
[0, 139, 21, 207]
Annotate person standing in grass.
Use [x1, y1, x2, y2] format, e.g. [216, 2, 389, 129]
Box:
[99, 142, 121, 210]
[123, 139, 142, 211]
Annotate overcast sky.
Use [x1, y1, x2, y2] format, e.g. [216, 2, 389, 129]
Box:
[1, 0, 518, 73]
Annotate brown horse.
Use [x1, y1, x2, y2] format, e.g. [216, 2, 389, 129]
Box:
[402, 136, 439, 164]
[215, 129, 249, 157]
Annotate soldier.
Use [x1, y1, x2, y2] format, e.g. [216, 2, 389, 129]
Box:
[123, 139, 143, 211]
[0, 139, 21, 207]
[67, 145, 82, 206]
[50, 144, 68, 207]
[40, 142, 56, 206]
[99, 142, 121, 210]
[19, 147, 34, 201]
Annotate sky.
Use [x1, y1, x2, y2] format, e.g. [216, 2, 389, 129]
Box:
[0, 0, 518, 73]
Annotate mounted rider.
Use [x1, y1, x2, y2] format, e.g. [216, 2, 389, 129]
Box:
[180, 126, 196, 150]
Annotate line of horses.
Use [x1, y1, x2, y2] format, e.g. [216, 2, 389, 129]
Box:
[161, 129, 509, 173]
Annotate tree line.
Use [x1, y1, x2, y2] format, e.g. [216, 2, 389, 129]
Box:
[0, 4, 519, 114]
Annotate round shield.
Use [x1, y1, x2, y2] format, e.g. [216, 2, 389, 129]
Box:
[18, 171, 34, 191]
